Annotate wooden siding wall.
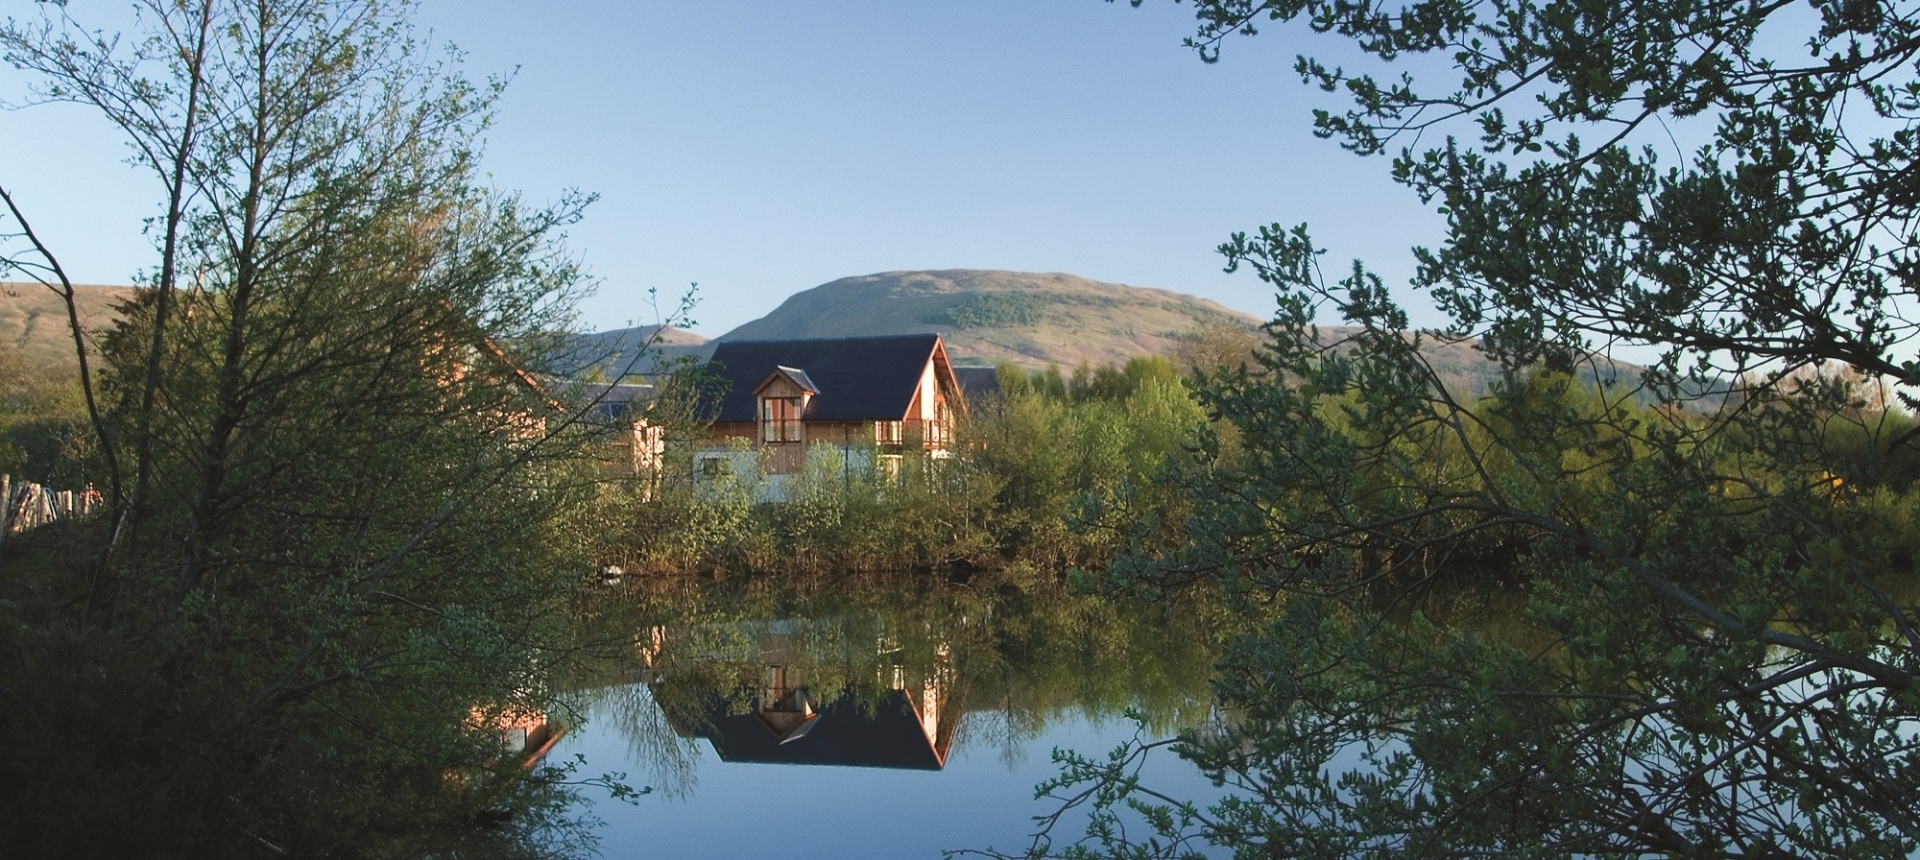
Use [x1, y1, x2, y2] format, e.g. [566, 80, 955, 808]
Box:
[710, 421, 875, 474]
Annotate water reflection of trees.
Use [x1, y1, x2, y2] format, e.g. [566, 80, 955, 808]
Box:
[564, 573, 1223, 792]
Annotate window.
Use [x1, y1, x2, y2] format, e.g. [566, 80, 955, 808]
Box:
[875, 420, 903, 446]
[698, 455, 729, 481]
[767, 666, 796, 701]
[930, 400, 949, 447]
[761, 397, 801, 443]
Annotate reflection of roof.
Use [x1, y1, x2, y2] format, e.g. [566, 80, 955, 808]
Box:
[705, 335, 943, 423]
[670, 689, 947, 771]
[755, 709, 820, 743]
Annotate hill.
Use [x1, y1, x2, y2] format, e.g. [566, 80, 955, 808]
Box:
[714, 270, 1261, 368]
[0, 284, 710, 384]
[546, 323, 711, 378]
[0, 282, 137, 385]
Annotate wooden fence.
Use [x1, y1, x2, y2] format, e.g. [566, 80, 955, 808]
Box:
[1, 474, 99, 538]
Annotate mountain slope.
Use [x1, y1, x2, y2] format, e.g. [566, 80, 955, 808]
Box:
[0, 282, 137, 384]
[715, 270, 1260, 368]
[0, 282, 711, 385]
[547, 323, 711, 377]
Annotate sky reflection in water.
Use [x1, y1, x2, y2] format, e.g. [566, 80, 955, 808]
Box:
[561, 686, 1225, 858]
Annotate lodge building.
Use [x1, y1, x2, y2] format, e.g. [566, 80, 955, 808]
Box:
[698, 333, 967, 479]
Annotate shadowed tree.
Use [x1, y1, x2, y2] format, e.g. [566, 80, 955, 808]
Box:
[0, 2, 620, 856]
[994, 1, 1920, 858]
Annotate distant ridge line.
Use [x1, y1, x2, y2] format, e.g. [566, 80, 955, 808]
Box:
[712, 332, 944, 345]
[709, 269, 1259, 368]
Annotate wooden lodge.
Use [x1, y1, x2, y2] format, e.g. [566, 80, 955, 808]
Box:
[699, 333, 967, 479]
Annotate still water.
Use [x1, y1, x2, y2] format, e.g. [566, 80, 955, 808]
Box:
[556, 575, 1227, 858]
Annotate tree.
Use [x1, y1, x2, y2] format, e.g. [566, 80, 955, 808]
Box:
[1014, 1, 1920, 858]
[0, 2, 614, 856]
[1171, 320, 1261, 374]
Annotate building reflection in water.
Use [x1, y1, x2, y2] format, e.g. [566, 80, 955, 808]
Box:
[583, 578, 1227, 808]
[637, 622, 959, 771]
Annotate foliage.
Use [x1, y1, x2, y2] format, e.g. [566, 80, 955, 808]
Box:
[971, 358, 1211, 566]
[770, 445, 1006, 569]
[1012, 1, 1920, 858]
[612, 437, 770, 571]
[1170, 321, 1261, 375]
[926, 292, 1050, 329]
[0, 2, 622, 856]
[607, 441, 1010, 574]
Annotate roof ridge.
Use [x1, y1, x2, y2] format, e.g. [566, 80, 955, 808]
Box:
[714, 332, 940, 346]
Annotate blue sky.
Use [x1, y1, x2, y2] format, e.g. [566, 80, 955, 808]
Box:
[1, 0, 1444, 337]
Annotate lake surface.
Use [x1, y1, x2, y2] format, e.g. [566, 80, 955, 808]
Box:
[556, 575, 1228, 858]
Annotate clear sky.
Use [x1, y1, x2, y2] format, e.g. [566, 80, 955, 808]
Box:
[1, 0, 1444, 338]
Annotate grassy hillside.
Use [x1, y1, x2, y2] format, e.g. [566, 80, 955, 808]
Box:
[0, 282, 137, 385]
[0, 284, 709, 385]
[715, 270, 1261, 368]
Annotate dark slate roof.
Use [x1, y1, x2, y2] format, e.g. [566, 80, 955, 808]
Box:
[953, 366, 1001, 404]
[672, 689, 945, 771]
[578, 382, 656, 423]
[705, 334, 942, 423]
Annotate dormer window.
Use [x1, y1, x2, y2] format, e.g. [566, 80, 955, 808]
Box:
[753, 365, 815, 446]
[761, 397, 802, 443]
